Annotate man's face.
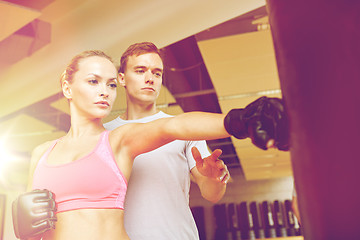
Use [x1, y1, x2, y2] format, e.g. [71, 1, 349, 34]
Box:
[120, 53, 163, 104]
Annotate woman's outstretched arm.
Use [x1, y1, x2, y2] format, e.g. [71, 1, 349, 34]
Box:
[114, 112, 230, 160]
[114, 96, 290, 160]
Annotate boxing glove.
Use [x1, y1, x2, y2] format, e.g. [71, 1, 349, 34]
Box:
[224, 96, 289, 151]
[12, 189, 57, 239]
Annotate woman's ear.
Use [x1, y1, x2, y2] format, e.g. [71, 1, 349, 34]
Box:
[62, 80, 72, 99]
[118, 73, 126, 87]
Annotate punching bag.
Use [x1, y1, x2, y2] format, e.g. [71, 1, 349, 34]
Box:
[266, 0, 360, 239]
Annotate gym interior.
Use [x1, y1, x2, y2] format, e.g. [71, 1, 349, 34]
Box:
[1, 1, 359, 239]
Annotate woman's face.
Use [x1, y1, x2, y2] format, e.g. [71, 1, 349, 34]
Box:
[65, 56, 118, 119]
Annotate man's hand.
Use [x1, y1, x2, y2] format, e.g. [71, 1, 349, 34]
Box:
[191, 147, 230, 184]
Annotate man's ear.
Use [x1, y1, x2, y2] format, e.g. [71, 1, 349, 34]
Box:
[118, 73, 126, 87]
[62, 80, 72, 99]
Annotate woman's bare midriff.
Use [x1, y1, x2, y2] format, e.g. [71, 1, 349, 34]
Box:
[42, 208, 129, 240]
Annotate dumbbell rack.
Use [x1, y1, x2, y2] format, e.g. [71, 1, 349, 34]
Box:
[192, 199, 302, 240]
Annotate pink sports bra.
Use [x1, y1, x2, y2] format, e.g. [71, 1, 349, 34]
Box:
[32, 130, 127, 213]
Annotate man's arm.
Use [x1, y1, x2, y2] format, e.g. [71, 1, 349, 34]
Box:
[292, 190, 301, 225]
[190, 147, 230, 203]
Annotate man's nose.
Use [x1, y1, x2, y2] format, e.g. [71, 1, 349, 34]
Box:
[145, 71, 154, 84]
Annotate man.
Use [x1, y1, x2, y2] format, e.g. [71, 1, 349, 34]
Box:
[104, 42, 230, 239]
[292, 187, 301, 225]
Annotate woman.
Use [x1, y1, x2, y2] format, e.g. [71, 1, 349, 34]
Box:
[13, 50, 286, 240]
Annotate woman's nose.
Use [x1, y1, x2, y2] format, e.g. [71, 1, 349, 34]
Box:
[99, 85, 109, 97]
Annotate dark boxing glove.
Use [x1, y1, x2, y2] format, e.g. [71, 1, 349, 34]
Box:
[224, 96, 289, 151]
[12, 189, 57, 239]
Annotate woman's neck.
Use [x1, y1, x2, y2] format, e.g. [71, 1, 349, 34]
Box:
[68, 117, 105, 138]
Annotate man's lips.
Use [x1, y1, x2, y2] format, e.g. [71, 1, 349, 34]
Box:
[141, 87, 155, 92]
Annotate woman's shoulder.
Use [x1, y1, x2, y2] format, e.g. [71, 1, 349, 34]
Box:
[31, 140, 55, 158]
[108, 123, 135, 141]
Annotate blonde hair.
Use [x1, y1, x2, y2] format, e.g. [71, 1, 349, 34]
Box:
[60, 50, 114, 86]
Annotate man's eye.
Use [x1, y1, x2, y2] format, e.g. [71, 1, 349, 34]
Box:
[155, 72, 162, 77]
[136, 70, 145, 74]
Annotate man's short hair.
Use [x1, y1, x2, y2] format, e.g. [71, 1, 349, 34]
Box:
[119, 42, 163, 73]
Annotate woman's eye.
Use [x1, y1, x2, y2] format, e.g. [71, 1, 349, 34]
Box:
[88, 79, 98, 84]
[109, 83, 117, 88]
[154, 72, 162, 77]
[135, 70, 145, 74]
